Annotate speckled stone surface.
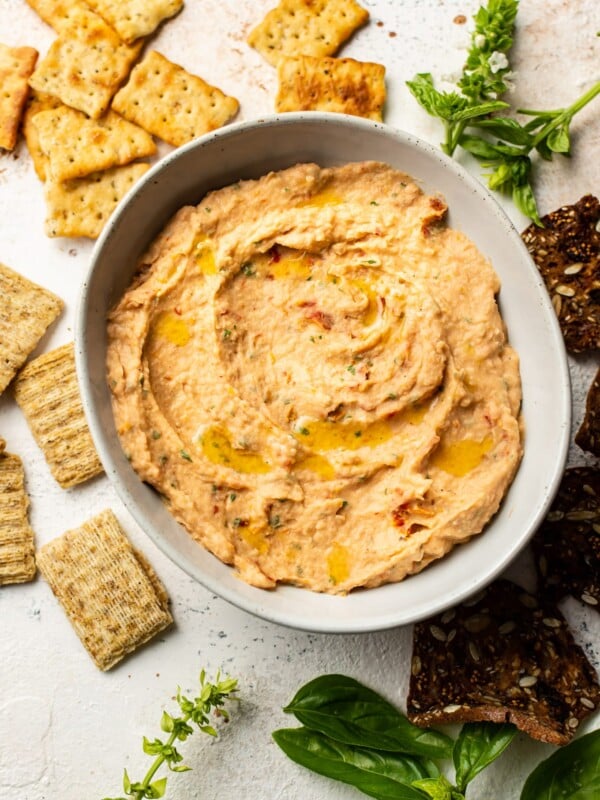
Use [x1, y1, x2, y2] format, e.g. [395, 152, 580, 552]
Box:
[0, 1, 598, 798]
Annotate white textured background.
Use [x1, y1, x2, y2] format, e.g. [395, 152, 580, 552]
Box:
[0, 1, 599, 798]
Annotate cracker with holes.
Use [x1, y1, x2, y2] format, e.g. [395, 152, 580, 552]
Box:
[248, 0, 369, 67]
[13, 342, 103, 487]
[22, 89, 63, 181]
[25, 0, 81, 32]
[521, 194, 600, 352]
[407, 579, 600, 744]
[0, 446, 36, 585]
[112, 50, 239, 147]
[0, 43, 38, 151]
[37, 509, 172, 670]
[0, 262, 63, 395]
[33, 106, 156, 182]
[28, 5, 143, 119]
[86, 0, 183, 44]
[44, 161, 149, 238]
[576, 368, 600, 457]
[276, 55, 385, 120]
[532, 466, 600, 610]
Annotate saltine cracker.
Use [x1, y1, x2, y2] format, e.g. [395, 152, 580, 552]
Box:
[0, 44, 38, 151]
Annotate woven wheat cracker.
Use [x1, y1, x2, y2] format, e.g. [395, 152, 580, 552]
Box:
[276, 55, 385, 120]
[0, 44, 38, 151]
[0, 450, 36, 585]
[248, 0, 369, 67]
[0, 262, 63, 395]
[13, 342, 103, 488]
[112, 50, 239, 147]
[37, 509, 172, 670]
[34, 106, 156, 182]
[86, 0, 183, 44]
[44, 161, 150, 239]
[29, 5, 143, 119]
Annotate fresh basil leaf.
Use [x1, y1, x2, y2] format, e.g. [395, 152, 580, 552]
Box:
[406, 74, 469, 122]
[546, 122, 571, 154]
[273, 727, 432, 800]
[451, 100, 510, 122]
[512, 179, 543, 226]
[535, 138, 554, 161]
[520, 729, 600, 800]
[453, 723, 517, 792]
[468, 116, 533, 146]
[412, 775, 456, 799]
[283, 674, 453, 759]
[459, 134, 504, 160]
[487, 162, 513, 190]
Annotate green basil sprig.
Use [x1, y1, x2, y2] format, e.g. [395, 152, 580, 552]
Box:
[520, 729, 600, 800]
[283, 674, 453, 760]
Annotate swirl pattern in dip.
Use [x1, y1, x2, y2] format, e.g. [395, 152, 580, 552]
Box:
[107, 161, 523, 593]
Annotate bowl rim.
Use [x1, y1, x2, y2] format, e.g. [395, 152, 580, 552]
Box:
[76, 111, 571, 633]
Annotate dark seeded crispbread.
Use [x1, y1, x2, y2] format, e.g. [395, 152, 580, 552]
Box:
[521, 194, 600, 353]
[532, 467, 600, 610]
[576, 368, 600, 457]
[407, 579, 600, 744]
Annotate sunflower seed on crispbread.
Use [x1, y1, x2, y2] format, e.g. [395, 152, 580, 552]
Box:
[33, 106, 156, 182]
[521, 195, 600, 352]
[576, 368, 600, 457]
[44, 161, 150, 239]
[22, 89, 63, 181]
[275, 55, 386, 120]
[407, 579, 600, 744]
[37, 509, 172, 670]
[0, 43, 38, 151]
[28, 5, 143, 119]
[111, 51, 239, 147]
[0, 262, 63, 396]
[0, 449, 36, 585]
[86, 0, 183, 44]
[13, 342, 103, 488]
[248, 0, 369, 67]
[532, 466, 600, 610]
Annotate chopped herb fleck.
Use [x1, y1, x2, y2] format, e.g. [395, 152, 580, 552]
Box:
[269, 514, 282, 529]
[222, 329, 232, 340]
[159, 455, 168, 466]
[370, 200, 379, 206]
[151, 430, 162, 440]
[180, 450, 192, 462]
[241, 261, 256, 276]
[347, 365, 356, 374]
[298, 426, 310, 436]
[229, 492, 237, 502]
[354, 430, 362, 438]
[204, 206, 212, 213]
[387, 392, 398, 400]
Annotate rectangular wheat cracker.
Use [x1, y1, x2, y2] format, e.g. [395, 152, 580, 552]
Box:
[112, 50, 239, 147]
[43, 161, 150, 238]
[37, 509, 172, 670]
[22, 90, 63, 181]
[29, 6, 143, 119]
[276, 55, 385, 120]
[25, 0, 82, 32]
[33, 106, 156, 182]
[0, 451, 36, 585]
[0, 44, 38, 151]
[86, 0, 183, 44]
[248, 0, 369, 67]
[0, 262, 63, 395]
[13, 342, 103, 487]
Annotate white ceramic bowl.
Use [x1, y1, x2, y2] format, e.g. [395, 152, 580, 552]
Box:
[76, 113, 570, 633]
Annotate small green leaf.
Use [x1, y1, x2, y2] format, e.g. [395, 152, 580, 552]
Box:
[170, 764, 192, 773]
[451, 100, 509, 122]
[512, 181, 543, 226]
[160, 711, 174, 733]
[468, 116, 533, 146]
[412, 775, 455, 800]
[453, 723, 517, 792]
[123, 769, 131, 794]
[148, 777, 168, 799]
[546, 122, 571, 154]
[142, 737, 164, 756]
[459, 134, 504, 160]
